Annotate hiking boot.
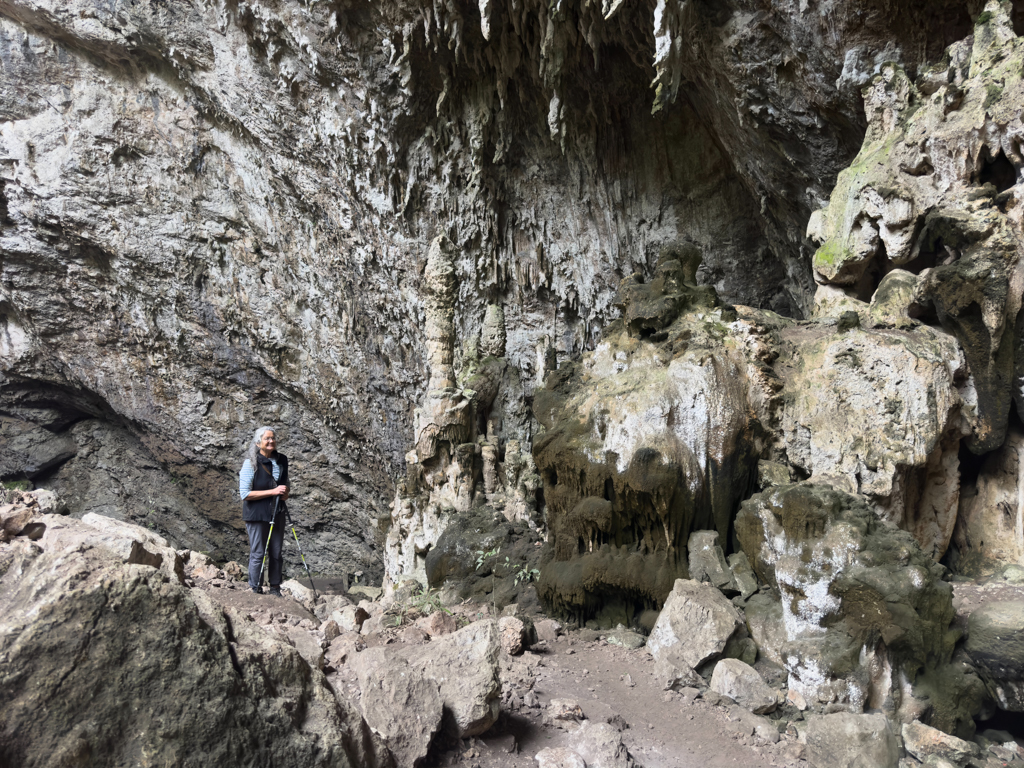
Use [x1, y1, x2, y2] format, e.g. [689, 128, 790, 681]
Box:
[251, 586, 264, 595]
[268, 587, 283, 597]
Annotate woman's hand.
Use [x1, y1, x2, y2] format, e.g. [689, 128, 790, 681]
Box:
[276, 485, 289, 498]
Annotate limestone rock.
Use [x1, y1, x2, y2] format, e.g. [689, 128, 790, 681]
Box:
[568, 720, 640, 768]
[803, 712, 900, 768]
[952, 427, 1024, 576]
[54, 512, 185, 585]
[544, 699, 587, 730]
[964, 600, 1024, 711]
[535, 618, 562, 643]
[902, 721, 979, 767]
[535, 748, 587, 768]
[776, 323, 967, 559]
[534, 276, 760, 623]
[332, 605, 370, 633]
[499, 615, 528, 655]
[709, 659, 778, 715]
[399, 619, 502, 738]
[351, 647, 445, 768]
[0, 519, 388, 768]
[415, 610, 459, 638]
[736, 483, 964, 722]
[646, 579, 747, 673]
[687, 530, 735, 592]
[808, 6, 1024, 454]
[652, 656, 704, 692]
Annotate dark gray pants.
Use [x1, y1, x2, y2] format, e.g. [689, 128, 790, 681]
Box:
[246, 518, 285, 589]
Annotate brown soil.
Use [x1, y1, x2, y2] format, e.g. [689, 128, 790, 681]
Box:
[427, 633, 806, 768]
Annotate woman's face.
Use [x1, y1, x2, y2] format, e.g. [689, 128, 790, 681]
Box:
[259, 431, 276, 455]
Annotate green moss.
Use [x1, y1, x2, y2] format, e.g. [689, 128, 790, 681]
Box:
[813, 240, 853, 270]
[977, 10, 993, 24]
[983, 83, 1004, 109]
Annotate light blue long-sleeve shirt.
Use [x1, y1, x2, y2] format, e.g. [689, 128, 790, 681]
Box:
[239, 457, 281, 499]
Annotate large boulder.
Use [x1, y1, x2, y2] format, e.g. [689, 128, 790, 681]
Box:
[0, 516, 390, 768]
[646, 579, 748, 674]
[736, 483, 969, 728]
[350, 648, 444, 768]
[802, 712, 900, 768]
[709, 659, 779, 715]
[902, 721, 979, 767]
[567, 721, 641, 768]
[964, 600, 1024, 712]
[350, 618, 502, 756]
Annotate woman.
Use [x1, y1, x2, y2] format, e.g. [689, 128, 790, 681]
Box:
[240, 426, 289, 595]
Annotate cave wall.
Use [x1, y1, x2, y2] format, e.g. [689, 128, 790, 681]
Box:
[0, 0, 999, 574]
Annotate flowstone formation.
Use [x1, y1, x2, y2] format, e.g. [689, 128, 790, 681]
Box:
[385, 235, 542, 592]
[532, 241, 975, 625]
[532, 246, 760, 627]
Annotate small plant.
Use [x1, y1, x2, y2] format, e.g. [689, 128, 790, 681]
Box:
[475, 546, 500, 570]
[513, 563, 541, 586]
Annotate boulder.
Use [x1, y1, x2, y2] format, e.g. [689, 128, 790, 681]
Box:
[709, 659, 778, 714]
[332, 605, 370, 633]
[313, 593, 353, 621]
[279, 624, 326, 671]
[727, 552, 759, 600]
[499, 615, 528, 655]
[964, 600, 1024, 711]
[325, 634, 363, 669]
[646, 579, 746, 673]
[535, 618, 562, 643]
[49, 513, 185, 585]
[535, 748, 587, 768]
[0, 520, 389, 768]
[350, 648, 444, 768]
[687, 530, 735, 591]
[352, 619, 501, 740]
[0, 500, 39, 542]
[736, 483, 966, 723]
[280, 578, 318, 610]
[545, 699, 587, 729]
[803, 712, 900, 768]
[415, 610, 459, 638]
[902, 721, 978, 767]
[568, 721, 641, 768]
[652, 656, 704, 691]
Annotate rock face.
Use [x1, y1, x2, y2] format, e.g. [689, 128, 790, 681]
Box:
[807, 1, 1024, 457]
[0, 512, 389, 768]
[534, 252, 760, 625]
[736, 483, 973, 729]
[0, 0, 991, 581]
[964, 600, 1024, 711]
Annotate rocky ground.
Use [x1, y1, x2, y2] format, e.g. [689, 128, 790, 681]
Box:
[4, 493, 1024, 768]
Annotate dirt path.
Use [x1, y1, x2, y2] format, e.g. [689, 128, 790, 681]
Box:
[433, 632, 806, 768]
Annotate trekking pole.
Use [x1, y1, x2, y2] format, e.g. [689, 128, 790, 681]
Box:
[257, 496, 281, 591]
[285, 505, 319, 602]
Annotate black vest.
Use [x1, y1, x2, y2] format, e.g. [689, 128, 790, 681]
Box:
[243, 452, 289, 523]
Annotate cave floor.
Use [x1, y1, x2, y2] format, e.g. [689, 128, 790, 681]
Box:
[432, 634, 799, 768]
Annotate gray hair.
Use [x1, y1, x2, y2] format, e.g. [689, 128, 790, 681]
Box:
[246, 425, 277, 465]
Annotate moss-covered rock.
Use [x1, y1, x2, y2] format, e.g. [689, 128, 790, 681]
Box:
[736, 483, 977, 733]
[532, 249, 761, 626]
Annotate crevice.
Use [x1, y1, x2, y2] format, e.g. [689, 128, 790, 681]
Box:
[975, 147, 1017, 194]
